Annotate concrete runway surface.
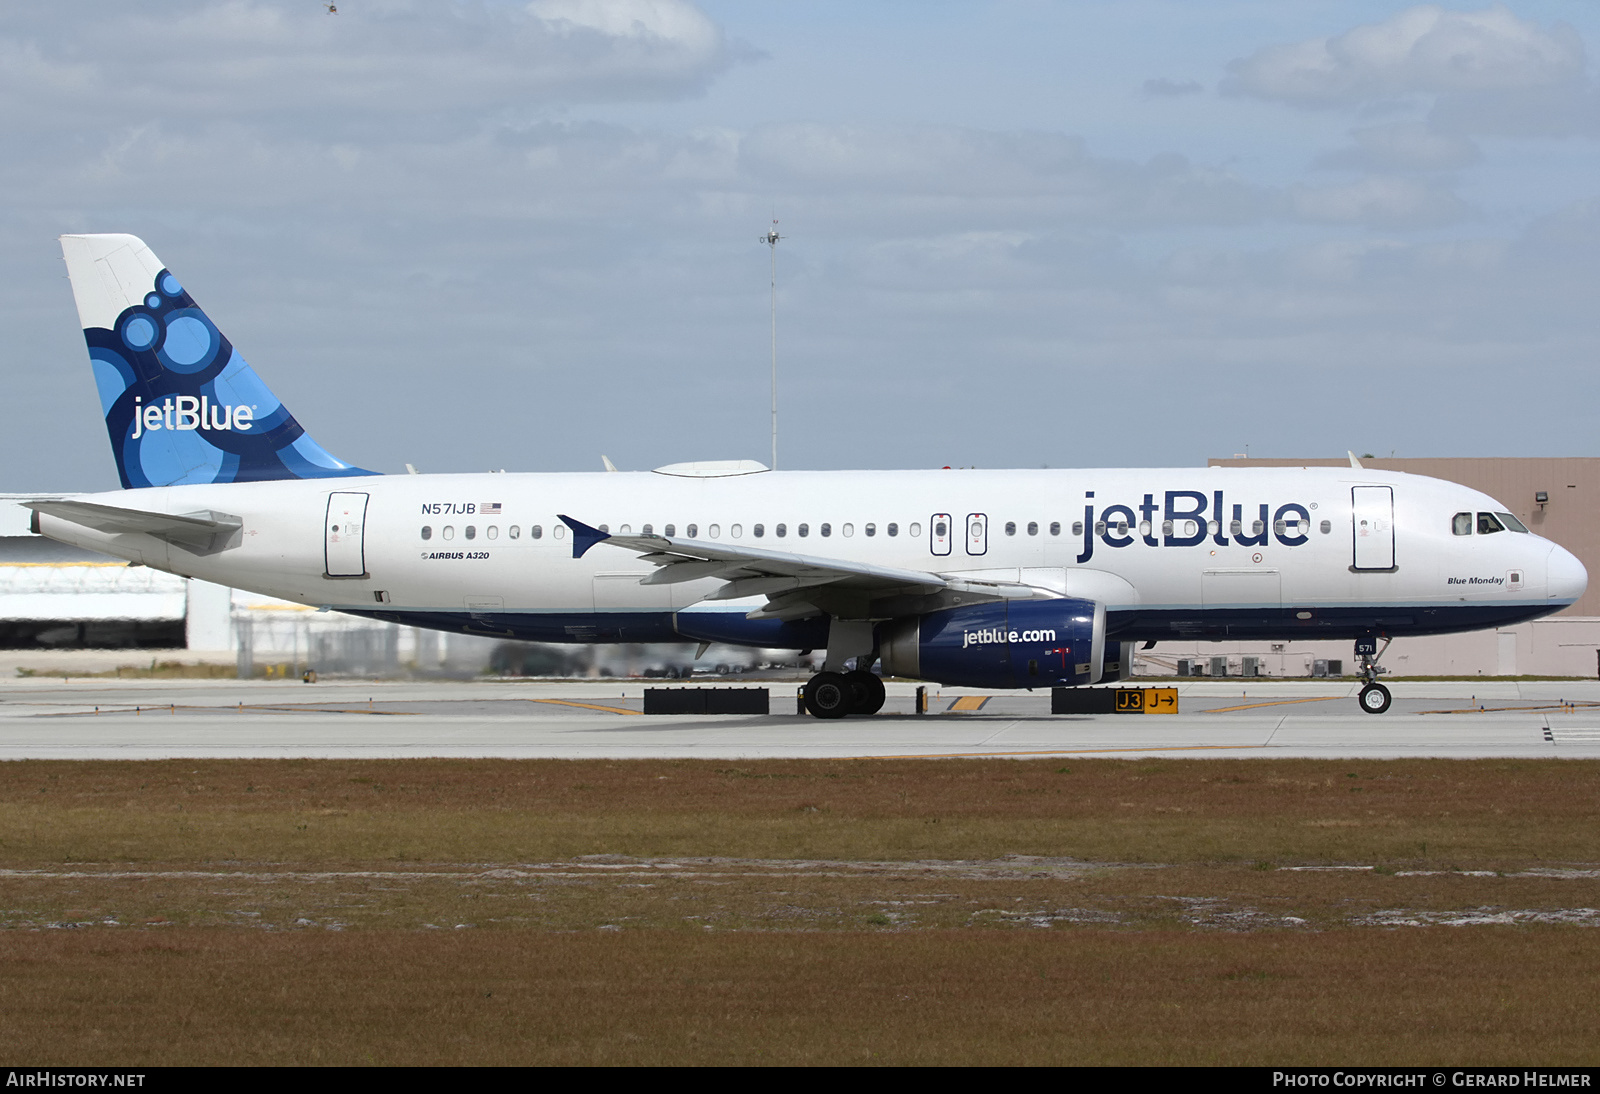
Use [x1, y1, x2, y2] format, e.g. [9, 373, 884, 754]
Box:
[3, 676, 1599, 760]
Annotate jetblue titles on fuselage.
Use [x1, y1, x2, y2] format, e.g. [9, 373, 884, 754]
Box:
[1073, 489, 1310, 562]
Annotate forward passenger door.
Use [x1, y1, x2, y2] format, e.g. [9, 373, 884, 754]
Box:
[1351, 486, 1396, 572]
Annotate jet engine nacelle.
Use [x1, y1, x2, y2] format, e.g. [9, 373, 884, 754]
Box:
[877, 598, 1107, 690]
[1101, 641, 1136, 683]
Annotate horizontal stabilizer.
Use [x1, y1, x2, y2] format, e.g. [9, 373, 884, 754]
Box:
[25, 499, 242, 555]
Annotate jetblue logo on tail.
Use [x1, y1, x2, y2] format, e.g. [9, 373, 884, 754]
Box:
[130, 395, 254, 438]
[69, 246, 375, 488]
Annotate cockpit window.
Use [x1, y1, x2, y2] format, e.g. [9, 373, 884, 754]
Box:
[1477, 512, 1505, 535]
[1452, 512, 1472, 536]
[1496, 512, 1529, 533]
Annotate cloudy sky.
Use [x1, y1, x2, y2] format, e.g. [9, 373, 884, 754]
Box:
[4, 1, 1599, 490]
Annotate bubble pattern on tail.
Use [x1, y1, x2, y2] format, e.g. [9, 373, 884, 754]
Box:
[85, 268, 373, 488]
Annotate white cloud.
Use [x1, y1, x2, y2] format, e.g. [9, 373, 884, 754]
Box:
[738, 124, 1266, 229]
[1224, 6, 1585, 106]
[0, 0, 741, 134]
[1314, 122, 1480, 171]
[1286, 175, 1471, 227]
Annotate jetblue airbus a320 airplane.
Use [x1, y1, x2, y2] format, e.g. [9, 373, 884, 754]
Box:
[26, 234, 1587, 716]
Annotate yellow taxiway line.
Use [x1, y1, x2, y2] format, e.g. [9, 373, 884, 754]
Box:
[1200, 696, 1341, 714]
[528, 698, 642, 716]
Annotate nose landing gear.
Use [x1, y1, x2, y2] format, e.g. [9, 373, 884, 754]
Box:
[1355, 636, 1392, 714]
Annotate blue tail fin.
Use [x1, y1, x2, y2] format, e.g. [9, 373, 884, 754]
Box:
[59, 234, 375, 488]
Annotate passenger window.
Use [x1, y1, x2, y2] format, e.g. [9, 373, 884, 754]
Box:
[753, 524, 764, 537]
[1272, 520, 1285, 536]
[553, 525, 565, 540]
[933, 521, 946, 537]
[887, 523, 898, 537]
[664, 524, 676, 536]
[686, 524, 698, 537]
[1049, 522, 1060, 536]
[821, 523, 832, 537]
[1319, 520, 1331, 534]
[1477, 512, 1504, 535]
[909, 523, 922, 537]
[619, 525, 631, 534]
[531, 525, 542, 539]
[731, 524, 743, 538]
[1229, 520, 1241, 537]
[1252, 520, 1264, 536]
[798, 523, 809, 537]
[421, 526, 433, 541]
[598, 524, 609, 533]
[842, 524, 854, 537]
[1004, 522, 1016, 536]
[1452, 512, 1472, 536]
[1496, 512, 1529, 533]
[465, 525, 476, 540]
[865, 523, 876, 537]
[776, 523, 787, 537]
[642, 524, 653, 535]
[709, 524, 722, 539]
[1027, 522, 1038, 536]
[1071, 522, 1083, 536]
[509, 525, 520, 539]
[443, 526, 455, 540]
[1161, 520, 1173, 537]
[1094, 521, 1107, 536]
[486, 526, 498, 540]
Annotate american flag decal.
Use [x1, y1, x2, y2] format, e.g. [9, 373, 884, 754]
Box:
[481, 502, 502, 515]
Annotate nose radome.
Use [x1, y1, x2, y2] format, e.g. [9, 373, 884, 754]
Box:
[1546, 543, 1588, 606]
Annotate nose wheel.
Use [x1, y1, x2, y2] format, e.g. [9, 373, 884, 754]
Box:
[1358, 683, 1391, 714]
[1355, 636, 1393, 714]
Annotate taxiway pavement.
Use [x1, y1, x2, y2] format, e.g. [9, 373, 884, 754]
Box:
[2, 677, 1598, 760]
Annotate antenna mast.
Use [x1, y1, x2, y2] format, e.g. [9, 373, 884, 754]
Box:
[760, 219, 781, 471]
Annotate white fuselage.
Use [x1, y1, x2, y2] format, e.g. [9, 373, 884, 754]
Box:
[34, 465, 1586, 653]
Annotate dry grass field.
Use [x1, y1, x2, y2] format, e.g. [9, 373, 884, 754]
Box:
[2, 757, 1598, 1065]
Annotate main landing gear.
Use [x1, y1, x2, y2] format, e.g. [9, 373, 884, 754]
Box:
[1355, 636, 1392, 715]
[802, 669, 886, 718]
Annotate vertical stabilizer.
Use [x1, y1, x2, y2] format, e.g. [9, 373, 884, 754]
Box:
[59, 233, 374, 488]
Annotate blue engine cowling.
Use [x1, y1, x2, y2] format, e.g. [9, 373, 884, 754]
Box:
[877, 598, 1106, 689]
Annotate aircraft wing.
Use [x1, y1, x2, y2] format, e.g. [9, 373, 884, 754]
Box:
[558, 514, 1045, 620]
[25, 499, 243, 555]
